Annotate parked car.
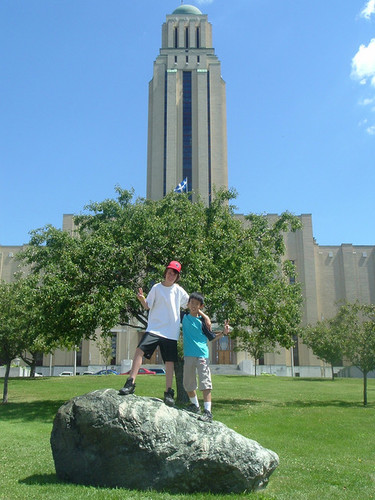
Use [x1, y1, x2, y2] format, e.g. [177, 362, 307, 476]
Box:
[150, 368, 166, 375]
[81, 371, 94, 375]
[94, 369, 118, 375]
[59, 371, 73, 377]
[121, 367, 156, 375]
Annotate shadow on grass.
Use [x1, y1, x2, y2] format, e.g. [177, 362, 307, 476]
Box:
[216, 398, 263, 407]
[216, 398, 371, 409]
[19, 473, 61, 486]
[19, 475, 264, 498]
[276, 399, 370, 408]
[0, 400, 66, 422]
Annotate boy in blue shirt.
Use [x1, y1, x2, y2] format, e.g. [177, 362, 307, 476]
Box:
[181, 292, 230, 422]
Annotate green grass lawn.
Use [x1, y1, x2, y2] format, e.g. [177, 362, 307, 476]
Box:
[0, 374, 374, 500]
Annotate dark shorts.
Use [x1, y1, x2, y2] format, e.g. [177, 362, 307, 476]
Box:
[137, 332, 178, 362]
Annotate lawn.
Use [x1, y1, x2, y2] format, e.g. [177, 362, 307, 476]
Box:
[0, 374, 374, 500]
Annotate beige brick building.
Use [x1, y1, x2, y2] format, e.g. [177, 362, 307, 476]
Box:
[2, 212, 374, 377]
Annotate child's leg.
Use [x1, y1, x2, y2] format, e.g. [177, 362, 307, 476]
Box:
[202, 389, 212, 403]
[127, 347, 144, 382]
[119, 347, 144, 395]
[163, 361, 176, 406]
[165, 361, 174, 390]
[197, 358, 212, 413]
[202, 389, 212, 412]
[188, 390, 199, 408]
[183, 358, 200, 409]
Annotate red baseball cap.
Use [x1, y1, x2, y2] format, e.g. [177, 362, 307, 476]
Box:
[166, 261, 182, 273]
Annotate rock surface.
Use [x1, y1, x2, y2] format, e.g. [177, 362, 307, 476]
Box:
[50, 388, 278, 493]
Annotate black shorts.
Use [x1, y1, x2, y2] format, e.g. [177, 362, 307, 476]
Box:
[137, 332, 178, 362]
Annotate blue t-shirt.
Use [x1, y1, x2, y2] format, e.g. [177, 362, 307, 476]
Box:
[182, 313, 209, 358]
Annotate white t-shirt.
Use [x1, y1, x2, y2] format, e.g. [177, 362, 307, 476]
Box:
[145, 282, 189, 340]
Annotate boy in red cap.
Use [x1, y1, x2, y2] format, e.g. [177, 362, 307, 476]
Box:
[119, 261, 190, 406]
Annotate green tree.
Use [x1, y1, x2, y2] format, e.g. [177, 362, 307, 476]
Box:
[336, 302, 375, 406]
[19, 348, 42, 378]
[234, 329, 277, 377]
[97, 334, 113, 373]
[20, 187, 303, 400]
[0, 276, 52, 403]
[300, 318, 344, 380]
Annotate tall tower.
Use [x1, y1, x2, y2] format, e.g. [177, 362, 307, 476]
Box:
[147, 4, 228, 205]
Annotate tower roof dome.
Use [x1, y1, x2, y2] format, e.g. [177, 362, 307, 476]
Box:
[172, 5, 203, 15]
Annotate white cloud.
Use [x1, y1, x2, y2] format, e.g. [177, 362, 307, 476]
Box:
[360, 0, 375, 20]
[360, 119, 375, 135]
[359, 97, 375, 106]
[351, 38, 375, 86]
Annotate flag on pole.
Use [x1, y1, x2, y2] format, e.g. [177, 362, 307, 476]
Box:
[174, 177, 188, 193]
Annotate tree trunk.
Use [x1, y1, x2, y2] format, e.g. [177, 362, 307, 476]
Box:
[363, 371, 368, 406]
[29, 358, 38, 377]
[174, 358, 189, 405]
[20, 352, 37, 377]
[254, 358, 257, 377]
[330, 364, 335, 381]
[2, 362, 11, 404]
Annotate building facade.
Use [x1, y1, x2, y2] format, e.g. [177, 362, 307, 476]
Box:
[2, 212, 374, 376]
[147, 4, 228, 205]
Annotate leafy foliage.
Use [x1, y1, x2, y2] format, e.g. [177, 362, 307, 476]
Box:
[97, 335, 113, 370]
[300, 318, 344, 380]
[302, 302, 375, 404]
[336, 302, 375, 405]
[0, 275, 55, 402]
[19, 187, 303, 371]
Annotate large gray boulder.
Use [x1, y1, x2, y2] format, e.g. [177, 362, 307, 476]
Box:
[51, 388, 278, 493]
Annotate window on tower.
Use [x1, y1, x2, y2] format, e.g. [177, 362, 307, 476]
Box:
[163, 72, 168, 196]
[183, 71, 192, 193]
[289, 260, 296, 284]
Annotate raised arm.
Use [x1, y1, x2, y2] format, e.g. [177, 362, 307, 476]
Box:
[212, 320, 230, 342]
[198, 309, 212, 330]
[137, 288, 150, 311]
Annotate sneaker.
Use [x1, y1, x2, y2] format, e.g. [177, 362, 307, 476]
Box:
[185, 403, 201, 414]
[119, 378, 135, 395]
[163, 388, 175, 407]
[199, 409, 213, 422]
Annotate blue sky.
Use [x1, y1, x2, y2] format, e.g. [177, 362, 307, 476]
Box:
[1, 0, 374, 246]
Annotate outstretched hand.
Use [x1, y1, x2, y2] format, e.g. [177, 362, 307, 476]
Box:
[137, 288, 149, 310]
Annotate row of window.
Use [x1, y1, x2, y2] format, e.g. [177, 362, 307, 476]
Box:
[174, 26, 200, 49]
[33, 333, 118, 367]
[174, 55, 201, 64]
